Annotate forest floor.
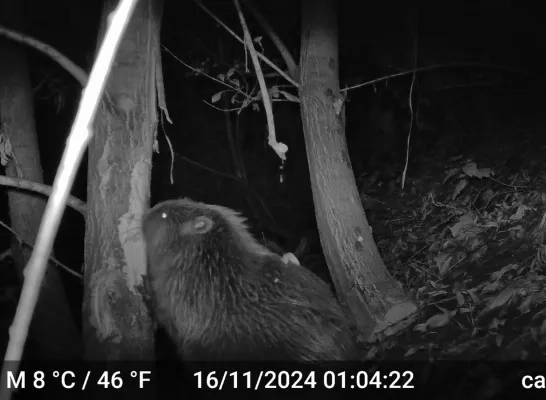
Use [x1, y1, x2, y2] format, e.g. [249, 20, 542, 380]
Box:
[348, 115, 546, 395]
[364, 144, 546, 361]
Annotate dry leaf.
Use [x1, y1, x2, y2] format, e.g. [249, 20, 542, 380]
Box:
[426, 313, 451, 328]
[462, 162, 494, 178]
[443, 167, 459, 184]
[452, 179, 468, 200]
[449, 214, 475, 237]
[456, 291, 465, 306]
[486, 286, 519, 312]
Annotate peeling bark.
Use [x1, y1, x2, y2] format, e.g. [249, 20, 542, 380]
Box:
[82, 0, 161, 361]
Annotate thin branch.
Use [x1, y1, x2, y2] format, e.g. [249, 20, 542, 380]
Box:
[401, 17, 418, 190]
[0, 220, 82, 280]
[342, 62, 531, 93]
[233, 0, 287, 160]
[0, 25, 87, 86]
[243, 1, 297, 79]
[0, 176, 86, 216]
[162, 45, 252, 101]
[191, 0, 298, 88]
[203, 99, 244, 112]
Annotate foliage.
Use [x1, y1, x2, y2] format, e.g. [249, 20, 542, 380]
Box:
[358, 143, 546, 360]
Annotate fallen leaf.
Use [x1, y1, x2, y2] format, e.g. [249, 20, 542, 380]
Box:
[467, 290, 480, 304]
[414, 323, 428, 332]
[491, 264, 518, 281]
[470, 245, 488, 263]
[404, 347, 420, 357]
[462, 162, 494, 178]
[426, 313, 451, 328]
[449, 214, 475, 237]
[436, 254, 453, 276]
[495, 334, 503, 347]
[486, 286, 520, 312]
[456, 291, 465, 306]
[518, 294, 534, 314]
[510, 205, 530, 221]
[443, 167, 459, 184]
[482, 281, 502, 293]
[452, 179, 468, 200]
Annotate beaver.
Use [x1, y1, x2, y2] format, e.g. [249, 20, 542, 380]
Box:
[141, 198, 357, 362]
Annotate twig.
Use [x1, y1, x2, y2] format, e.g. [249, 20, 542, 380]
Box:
[488, 176, 528, 189]
[162, 45, 251, 101]
[342, 62, 531, 93]
[401, 21, 418, 191]
[407, 243, 431, 262]
[202, 99, 244, 113]
[0, 220, 82, 280]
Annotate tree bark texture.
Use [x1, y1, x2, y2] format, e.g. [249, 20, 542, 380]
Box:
[82, 0, 160, 361]
[299, 0, 417, 340]
[0, 0, 81, 359]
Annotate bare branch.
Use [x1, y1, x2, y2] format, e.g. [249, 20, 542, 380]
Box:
[0, 220, 82, 279]
[233, 0, 287, 161]
[0, 176, 86, 216]
[191, 0, 298, 88]
[243, 1, 297, 79]
[0, 25, 87, 86]
[342, 62, 531, 93]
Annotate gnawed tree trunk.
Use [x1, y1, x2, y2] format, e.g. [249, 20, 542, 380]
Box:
[299, 0, 417, 341]
[0, 0, 81, 359]
[82, 0, 161, 361]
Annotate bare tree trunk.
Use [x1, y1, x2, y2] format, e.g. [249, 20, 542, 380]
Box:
[82, 0, 161, 361]
[299, 0, 417, 340]
[0, 0, 81, 359]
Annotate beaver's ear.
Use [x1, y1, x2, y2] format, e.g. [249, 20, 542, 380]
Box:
[180, 216, 214, 236]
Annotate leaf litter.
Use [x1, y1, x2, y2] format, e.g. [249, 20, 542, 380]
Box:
[358, 149, 546, 361]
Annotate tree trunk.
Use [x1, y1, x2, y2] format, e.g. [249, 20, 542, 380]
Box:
[0, 0, 81, 359]
[82, 0, 161, 361]
[299, 0, 417, 341]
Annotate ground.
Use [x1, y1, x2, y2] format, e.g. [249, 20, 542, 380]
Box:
[343, 112, 546, 396]
[364, 150, 546, 359]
